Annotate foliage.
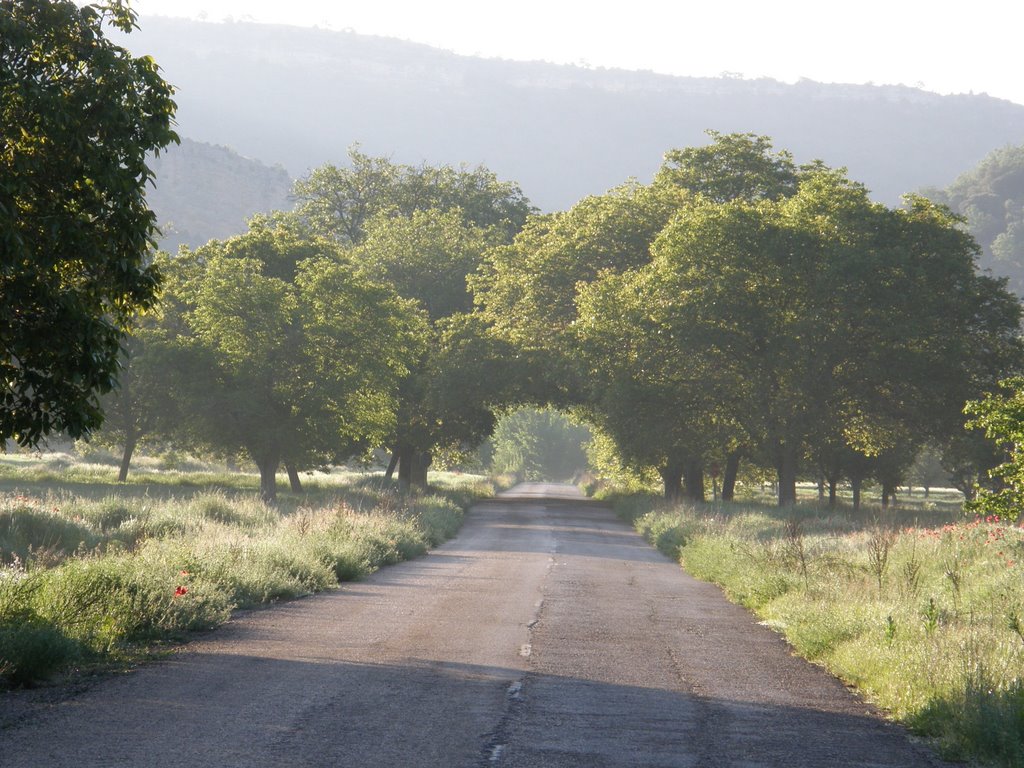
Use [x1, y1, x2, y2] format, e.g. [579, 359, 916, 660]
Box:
[160, 215, 421, 502]
[488, 407, 592, 481]
[294, 146, 534, 246]
[571, 138, 1023, 505]
[925, 143, 1024, 295]
[965, 377, 1024, 522]
[296, 151, 536, 488]
[0, 0, 177, 446]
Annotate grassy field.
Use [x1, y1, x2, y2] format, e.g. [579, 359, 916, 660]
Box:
[607, 490, 1024, 767]
[0, 450, 496, 688]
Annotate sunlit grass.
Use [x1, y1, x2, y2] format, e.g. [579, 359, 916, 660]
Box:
[0, 452, 495, 688]
[613, 493, 1024, 767]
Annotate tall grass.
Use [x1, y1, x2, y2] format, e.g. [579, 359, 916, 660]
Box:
[0, 459, 495, 688]
[616, 494, 1024, 767]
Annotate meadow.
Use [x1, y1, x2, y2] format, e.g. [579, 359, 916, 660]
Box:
[607, 487, 1024, 767]
[0, 449, 495, 688]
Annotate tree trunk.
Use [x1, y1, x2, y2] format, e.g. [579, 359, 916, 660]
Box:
[683, 458, 705, 502]
[411, 451, 431, 490]
[384, 451, 399, 482]
[828, 478, 838, 507]
[851, 476, 862, 511]
[659, 462, 684, 503]
[721, 452, 740, 502]
[117, 434, 138, 483]
[254, 452, 280, 504]
[817, 477, 825, 501]
[286, 463, 302, 493]
[397, 447, 431, 492]
[881, 481, 897, 509]
[777, 446, 798, 506]
[397, 446, 412, 492]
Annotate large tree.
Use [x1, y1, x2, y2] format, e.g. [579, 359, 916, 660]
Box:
[485, 133, 1022, 505]
[297, 152, 535, 488]
[351, 209, 520, 487]
[0, 0, 177, 446]
[169, 216, 421, 502]
[594, 168, 1022, 505]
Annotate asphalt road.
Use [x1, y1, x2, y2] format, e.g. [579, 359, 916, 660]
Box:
[0, 483, 949, 767]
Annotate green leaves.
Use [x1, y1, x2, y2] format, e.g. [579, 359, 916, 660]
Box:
[965, 378, 1024, 522]
[0, 0, 176, 445]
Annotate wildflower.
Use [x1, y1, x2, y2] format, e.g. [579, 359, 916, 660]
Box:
[174, 586, 188, 597]
[180, 570, 190, 577]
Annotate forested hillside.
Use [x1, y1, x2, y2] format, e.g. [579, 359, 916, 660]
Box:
[125, 17, 1024, 217]
[924, 144, 1024, 294]
[147, 138, 293, 250]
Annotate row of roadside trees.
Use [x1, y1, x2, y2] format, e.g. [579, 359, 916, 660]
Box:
[472, 133, 1024, 507]
[7, 3, 1022, 510]
[97, 150, 535, 502]
[74, 134, 1024, 508]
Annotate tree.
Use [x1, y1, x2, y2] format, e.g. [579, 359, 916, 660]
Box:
[297, 153, 536, 489]
[643, 171, 1021, 505]
[924, 143, 1024, 295]
[965, 378, 1024, 521]
[351, 210, 519, 488]
[294, 147, 534, 247]
[0, 0, 177, 446]
[574, 152, 1022, 506]
[92, 314, 183, 481]
[488, 407, 592, 482]
[171, 217, 421, 502]
[478, 133, 805, 500]
[657, 130, 799, 203]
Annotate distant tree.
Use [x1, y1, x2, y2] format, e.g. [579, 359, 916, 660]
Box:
[293, 146, 534, 246]
[489, 407, 592, 482]
[351, 210, 519, 488]
[925, 144, 1024, 295]
[908, 445, 949, 498]
[0, 0, 177, 446]
[92, 314, 183, 481]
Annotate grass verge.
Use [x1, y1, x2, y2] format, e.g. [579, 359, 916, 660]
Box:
[607, 491, 1024, 768]
[0, 464, 495, 689]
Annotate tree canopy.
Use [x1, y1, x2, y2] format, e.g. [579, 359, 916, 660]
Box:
[163, 216, 421, 501]
[0, 0, 177, 446]
[478, 132, 1023, 505]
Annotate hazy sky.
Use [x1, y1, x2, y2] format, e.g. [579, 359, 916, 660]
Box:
[128, 1, 1023, 107]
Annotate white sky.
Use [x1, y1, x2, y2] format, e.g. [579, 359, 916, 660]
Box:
[128, 0, 1024, 107]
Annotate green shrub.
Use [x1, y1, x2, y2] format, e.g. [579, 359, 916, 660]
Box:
[0, 506, 94, 564]
[0, 621, 82, 687]
[77, 497, 139, 533]
[413, 496, 463, 545]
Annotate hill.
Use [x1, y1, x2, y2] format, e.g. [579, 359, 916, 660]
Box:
[147, 138, 293, 251]
[924, 144, 1024, 294]
[121, 17, 1024, 225]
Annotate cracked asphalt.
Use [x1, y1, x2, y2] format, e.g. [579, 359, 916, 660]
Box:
[0, 483, 951, 767]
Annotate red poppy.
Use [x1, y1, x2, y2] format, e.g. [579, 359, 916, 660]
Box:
[174, 586, 188, 597]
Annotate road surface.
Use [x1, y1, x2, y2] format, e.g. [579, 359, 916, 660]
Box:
[0, 483, 948, 767]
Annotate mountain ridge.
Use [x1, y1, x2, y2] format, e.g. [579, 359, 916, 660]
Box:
[121, 17, 1024, 240]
